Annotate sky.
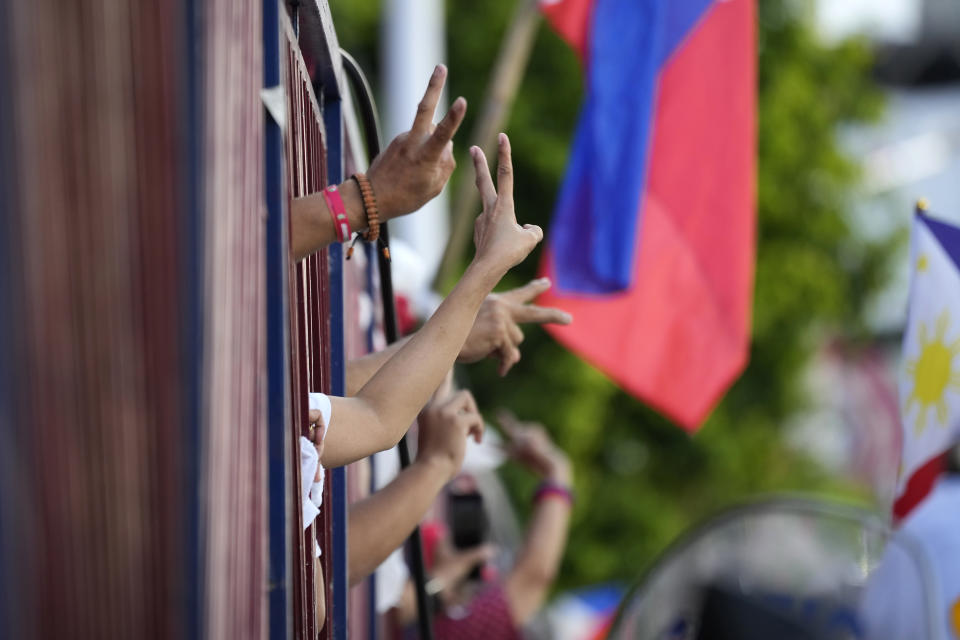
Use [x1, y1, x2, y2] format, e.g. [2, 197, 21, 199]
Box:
[814, 0, 922, 43]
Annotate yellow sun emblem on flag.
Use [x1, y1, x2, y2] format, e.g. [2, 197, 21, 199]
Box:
[905, 310, 960, 434]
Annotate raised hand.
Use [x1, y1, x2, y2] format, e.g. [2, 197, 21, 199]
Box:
[497, 409, 571, 486]
[367, 64, 466, 219]
[470, 134, 543, 278]
[459, 278, 573, 376]
[417, 388, 485, 482]
[428, 540, 497, 605]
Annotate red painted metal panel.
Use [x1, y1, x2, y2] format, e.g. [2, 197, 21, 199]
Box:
[201, 1, 268, 638]
[283, 15, 333, 639]
[3, 2, 188, 637]
[3, 3, 357, 639]
[3, 1, 272, 637]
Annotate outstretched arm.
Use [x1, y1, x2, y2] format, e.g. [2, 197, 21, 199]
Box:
[290, 65, 466, 260]
[322, 134, 542, 468]
[500, 414, 573, 626]
[345, 278, 572, 395]
[348, 388, 482, 585]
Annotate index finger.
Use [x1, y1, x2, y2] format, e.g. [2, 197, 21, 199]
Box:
[447, 389, 479, 416]
[471, 146, 497, 209]
[412, 65, 447, 135]
[512, 304, 573, 325]
[501, 278, 552, 303]
[496, 133, 513, 204]
[424, 97, 466, 157]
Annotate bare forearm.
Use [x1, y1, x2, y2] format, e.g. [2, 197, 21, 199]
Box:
[355, 262, 498, 447]
[346, 337, 408, 396]
[516, 498, 571, 586]
[323, 263, 499, 467]
[290, 179, 371, 261]
[347, 458, 449, 585]
[505, 497, 572, 624]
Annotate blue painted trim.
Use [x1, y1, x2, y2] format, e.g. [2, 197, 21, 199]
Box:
[181, 0, 204, 637]
[264, 1, 291, 638]
[323, 100, 349, 640]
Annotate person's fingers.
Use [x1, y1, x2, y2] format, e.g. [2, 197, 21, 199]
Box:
[460, 389, 479, 417]
[507, 322, 524, 345]
[439, 544, 496, 585]
[462, 543, 496, 566]
[522, 223, 543, 243]
[496, 408, 520, 436]
[512, 303, 573, 325]
[498, 342, 521, 377]
[496, 133, 513, 206]
[432, 369, 455, 403]
[529, 424, 550, 443]
[496, 412, 542, 457]
[446, 389, 478, 417]
[502, 277, 552, 303]
[471, 146, 497, 209]
[411, 64, 447, 135]
[424, 97, 466, 157]
[462, 413, 484, 444]
[308, 409, 327, 448]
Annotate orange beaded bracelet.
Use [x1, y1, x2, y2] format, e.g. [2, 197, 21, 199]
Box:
[347, 172, 388, 260]
[351, 173, 379, 243]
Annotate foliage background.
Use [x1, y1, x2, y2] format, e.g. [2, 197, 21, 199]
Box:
[331, 0, 895, 591]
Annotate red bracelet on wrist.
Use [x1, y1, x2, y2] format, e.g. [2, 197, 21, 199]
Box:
[321, 184, 351, 243]
[533, 481, 574, 506]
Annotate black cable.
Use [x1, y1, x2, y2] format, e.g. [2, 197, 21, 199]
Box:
[339, 49, 435, 640]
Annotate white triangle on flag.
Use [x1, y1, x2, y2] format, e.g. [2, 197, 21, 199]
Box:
[896, 215, 960, 499]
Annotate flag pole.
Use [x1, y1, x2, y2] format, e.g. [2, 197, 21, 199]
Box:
[433, 0, 542, 291]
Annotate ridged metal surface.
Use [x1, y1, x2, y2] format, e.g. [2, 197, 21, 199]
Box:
[0, 2, 359, 638]
[1, 2, 189, 637]
[202, 1, 268, 638]
[0, 1, 270, 637]
[283, 14, 332, 638]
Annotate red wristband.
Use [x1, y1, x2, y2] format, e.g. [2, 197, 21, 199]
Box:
[321, 184, 351, 243]
[533, 481, 574, 506]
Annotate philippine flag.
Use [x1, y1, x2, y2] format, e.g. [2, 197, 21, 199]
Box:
[893, 209, 960, 521]
[538, 0, 756, 430]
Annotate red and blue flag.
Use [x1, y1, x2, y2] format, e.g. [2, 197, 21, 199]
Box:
[538, 0, 756, 430]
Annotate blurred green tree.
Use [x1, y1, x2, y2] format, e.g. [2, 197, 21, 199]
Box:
[331, 0, 893, 591]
